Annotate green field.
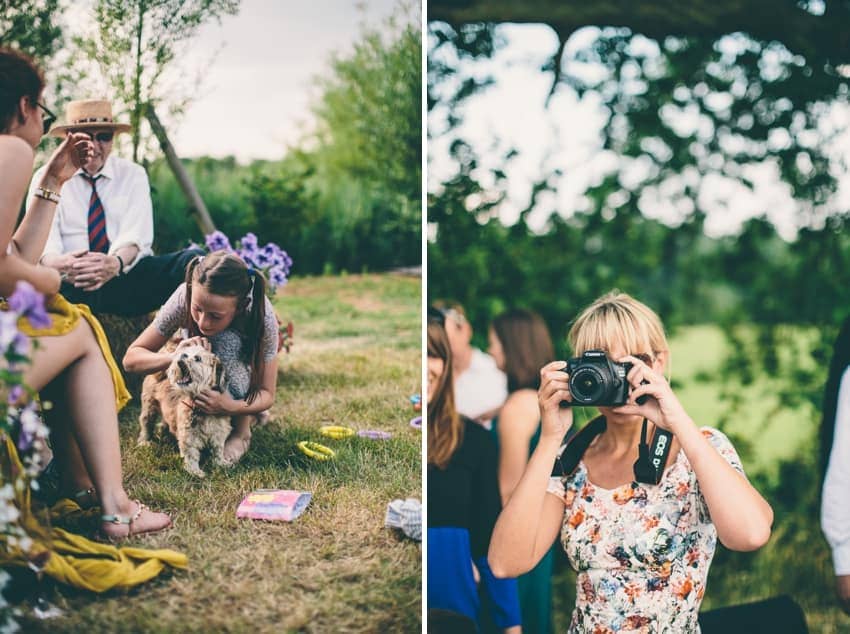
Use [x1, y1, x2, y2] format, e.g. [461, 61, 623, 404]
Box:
[19, 273, 422, 633]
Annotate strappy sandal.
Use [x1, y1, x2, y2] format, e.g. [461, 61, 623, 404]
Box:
[72, 487, 98, 510]
[99, 500, 172, 542]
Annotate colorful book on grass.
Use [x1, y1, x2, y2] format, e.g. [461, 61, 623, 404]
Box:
[236, 489, 312, 521]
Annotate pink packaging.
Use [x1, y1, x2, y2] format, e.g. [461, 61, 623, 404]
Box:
[236, 489, 312, 521]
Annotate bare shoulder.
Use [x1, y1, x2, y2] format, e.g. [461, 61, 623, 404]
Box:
[0, 135, 35, 171]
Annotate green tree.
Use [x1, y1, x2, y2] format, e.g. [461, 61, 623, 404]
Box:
[247, 4, 422, 274]
[76, 0, 239, 162]
[0, 0, 63, 59]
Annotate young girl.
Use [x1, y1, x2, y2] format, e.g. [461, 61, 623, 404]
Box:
[489, 291, 773, 632]
[124, 250, 279, 463]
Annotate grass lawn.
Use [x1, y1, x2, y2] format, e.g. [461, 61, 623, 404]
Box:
[20, 272, 422, 633]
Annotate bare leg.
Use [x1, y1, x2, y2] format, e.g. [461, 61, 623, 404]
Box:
[24, 319, 170, 535]
[40, 377, 94, 497]
[222, 414, 253, 464]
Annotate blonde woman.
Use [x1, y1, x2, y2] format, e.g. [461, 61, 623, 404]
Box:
[489, 291, 773, 632]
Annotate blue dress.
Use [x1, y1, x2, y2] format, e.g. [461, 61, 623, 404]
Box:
[428, 418, 522, 629]
[491, 415, 554, 634]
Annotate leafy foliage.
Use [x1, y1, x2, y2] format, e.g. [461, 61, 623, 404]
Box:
[75, 0, 239, 161]
[0, 0, 63, 60]
[428, 1, 850, 621]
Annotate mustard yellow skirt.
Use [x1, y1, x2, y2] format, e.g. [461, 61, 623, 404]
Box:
[0, 295, 186, 591]
[5, 293, 131, 412]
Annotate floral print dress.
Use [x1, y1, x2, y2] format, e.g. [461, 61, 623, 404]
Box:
[546, 427, 744, 633]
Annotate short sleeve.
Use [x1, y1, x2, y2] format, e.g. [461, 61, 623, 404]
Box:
[701, 427, 745, 475]
[547, 476, 566, 499]
[262, 296, 278, 361]
[153, 283, 188, 337]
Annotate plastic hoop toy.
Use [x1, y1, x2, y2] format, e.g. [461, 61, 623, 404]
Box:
[297, 441, 336, 461]
[409, 416, 422, 430]
[357, 429, 393, 440]
[319, 425, 355, 439]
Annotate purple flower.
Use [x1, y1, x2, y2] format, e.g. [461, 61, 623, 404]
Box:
[240, 233, 258, 251]
[205, 231, 232, 252]
[254, 249, 273, 268]
[269, 266, 288, 288]
[17, 404, 41, 452]
[17, 427, 33, 452]
[7, 385, 23, 405]
[11, 333, 30, 357]
[238, 247, 259, 268]
[8, 281, 50, 329]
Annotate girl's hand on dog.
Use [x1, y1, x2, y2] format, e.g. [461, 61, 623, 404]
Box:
[193, 388, 236, 415]
[174, 336, 211, 355]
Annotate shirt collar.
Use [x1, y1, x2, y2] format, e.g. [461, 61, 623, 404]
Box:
[77, 154, 116, 181]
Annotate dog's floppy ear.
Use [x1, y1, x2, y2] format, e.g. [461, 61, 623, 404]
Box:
[214, 357, 226, 393]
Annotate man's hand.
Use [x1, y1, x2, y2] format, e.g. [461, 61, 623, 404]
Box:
[69, 252, 120, 291]
[54, 249, 87, 282]
[836, 575, 850, 615]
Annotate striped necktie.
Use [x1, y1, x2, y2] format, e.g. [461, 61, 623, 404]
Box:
[83, 174, 110, 253]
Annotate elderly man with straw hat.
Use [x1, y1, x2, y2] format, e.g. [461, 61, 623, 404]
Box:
[27, 99, 202, 316]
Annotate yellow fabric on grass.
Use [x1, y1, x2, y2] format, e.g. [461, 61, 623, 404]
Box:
[12, 293, 131, 411]
[1, 436, 187, 594]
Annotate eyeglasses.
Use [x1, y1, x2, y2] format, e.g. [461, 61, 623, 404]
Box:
[87, 131, 114, 143]
[69, 129, 114, 143]
[36, 102, 56, 135]
[427, 306, 446, 326]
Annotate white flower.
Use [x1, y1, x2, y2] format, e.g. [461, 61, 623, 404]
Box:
[0, 311, 19, 351]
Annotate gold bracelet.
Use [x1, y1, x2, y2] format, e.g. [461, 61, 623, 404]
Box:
[33, 187, 60, 204]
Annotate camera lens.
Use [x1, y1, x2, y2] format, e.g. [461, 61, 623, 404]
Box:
[570, 367, 606, 404]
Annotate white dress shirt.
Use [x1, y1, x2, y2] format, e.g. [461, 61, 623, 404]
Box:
[454, 347, 508, 421]
[822, 366, 850, 575]
[28, 155, 154, 272]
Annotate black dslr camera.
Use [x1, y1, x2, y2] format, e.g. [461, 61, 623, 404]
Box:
[565, 349, 647, 406]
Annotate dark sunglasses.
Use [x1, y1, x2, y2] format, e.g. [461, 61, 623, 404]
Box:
[36, 102, 56, 135]
[427, 306, 446, 326]
[69, 128, 114, 143]
[88, 131, 114, 143]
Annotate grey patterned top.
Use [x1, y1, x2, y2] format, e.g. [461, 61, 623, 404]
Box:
[153, 283, 279, 399]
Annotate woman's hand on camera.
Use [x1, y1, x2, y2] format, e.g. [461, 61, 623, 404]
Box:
[612, 354, 691, 433]
[538, 361, 574, 441]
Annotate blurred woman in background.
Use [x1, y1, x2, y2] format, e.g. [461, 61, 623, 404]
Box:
[427, 307, 521, 633]
[488, 309, 556, 633]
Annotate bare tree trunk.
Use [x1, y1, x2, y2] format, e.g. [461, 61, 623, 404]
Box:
[132, 0, 145, 163]
[146, 104, 216, 235]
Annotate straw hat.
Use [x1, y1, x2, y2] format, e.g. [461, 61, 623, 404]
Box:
[48, 99, 132, 137]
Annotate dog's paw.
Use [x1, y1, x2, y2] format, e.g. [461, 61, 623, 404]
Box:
[137, 436, 151, 447]
[184, 463, 206, 478]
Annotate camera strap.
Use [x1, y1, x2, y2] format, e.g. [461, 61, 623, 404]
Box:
[551, 415, 673, 485]
[633, 418, 673, 484]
